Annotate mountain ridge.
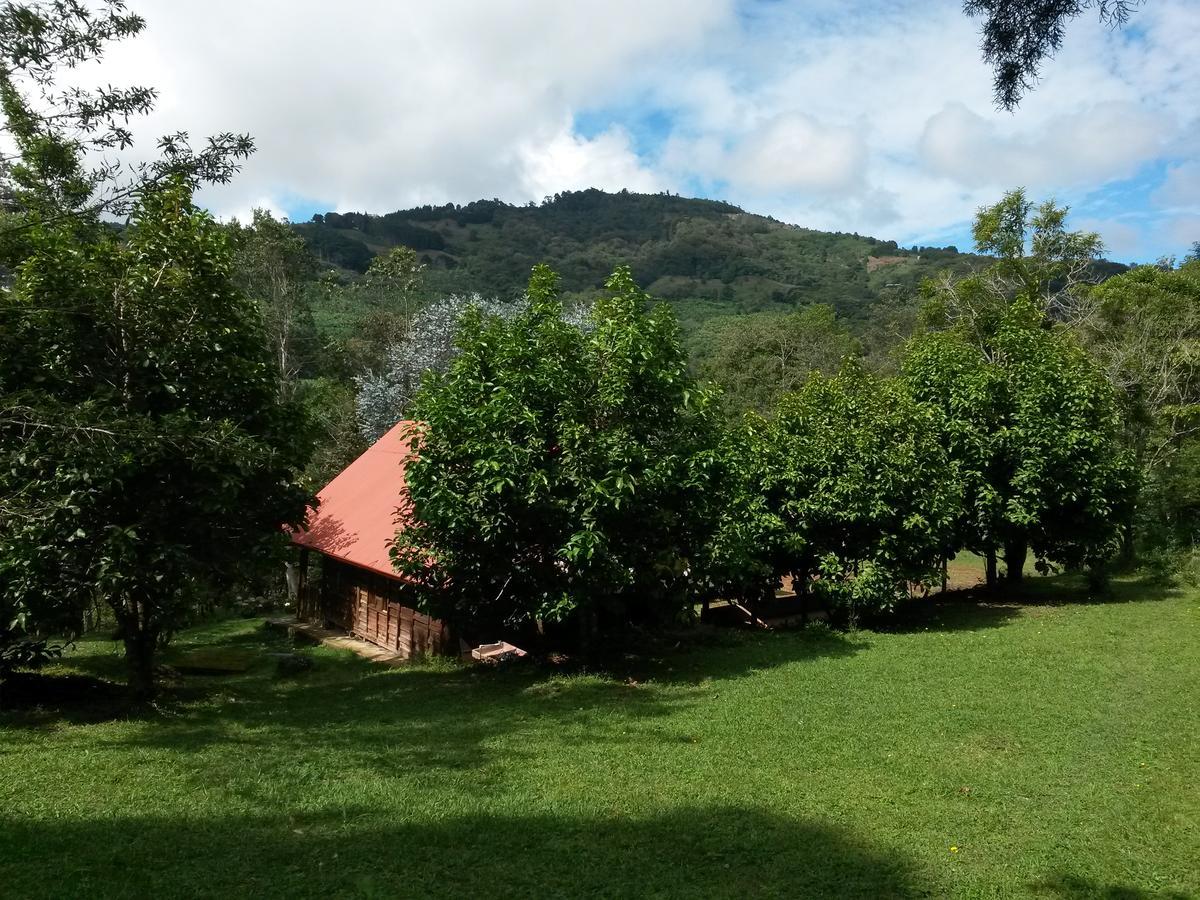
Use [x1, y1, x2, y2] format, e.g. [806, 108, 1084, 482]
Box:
[293, 188, 1125, 330]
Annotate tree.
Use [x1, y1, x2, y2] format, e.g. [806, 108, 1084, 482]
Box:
[355, 292, 591, 443]
[391, 266, 719, 646]
[910, 191, 1133, 585]
[921, 189, 1104, 341]
[694, 305, 861, 417]
[1072, 260, 1200, 551]
[233, 210, 319, 400]
[708, 362, 959, 618]
[346, 246, 426, 373]
[355, 294, 522, 442]
[0, 2, 305, 696]
[904, 297, 1133, 585]
[0, 0, 252, 232]
[963, 0, 1143, 109]
[0, 183, 312, 698]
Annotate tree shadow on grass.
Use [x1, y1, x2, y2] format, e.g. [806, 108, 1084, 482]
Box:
[1032, 872, 1194, 900]
[4, 612, 867, 747]
[0, 671, 133, 725]
[875, 594, 1026, 635]
[0, 806, 932, 900]
[1013, 573, 1182, 607]
[589, 621, 869, 686]
[880, 572, 1185, 636]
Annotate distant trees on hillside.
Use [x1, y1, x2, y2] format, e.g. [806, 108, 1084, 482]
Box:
[695, 305, 861, 417]
[293, 190, 977, 322]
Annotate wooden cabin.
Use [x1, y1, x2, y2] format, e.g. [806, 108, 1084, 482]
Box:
[290, 421, 452, 658]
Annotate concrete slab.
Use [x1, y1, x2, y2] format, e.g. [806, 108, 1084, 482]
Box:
[266, 617, 409, 667]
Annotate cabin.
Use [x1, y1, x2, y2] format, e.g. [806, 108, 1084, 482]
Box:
[290, 421, 452, 658]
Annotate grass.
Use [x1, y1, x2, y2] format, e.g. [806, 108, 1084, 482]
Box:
[2, 577, 1197, 899]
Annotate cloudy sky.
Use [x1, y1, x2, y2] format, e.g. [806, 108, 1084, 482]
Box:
[95, 0, 1199, 262]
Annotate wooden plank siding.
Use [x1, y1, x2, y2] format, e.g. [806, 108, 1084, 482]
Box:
[312, 557, 451, 659]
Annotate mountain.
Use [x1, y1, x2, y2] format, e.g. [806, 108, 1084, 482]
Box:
[294, 189, 989, 331]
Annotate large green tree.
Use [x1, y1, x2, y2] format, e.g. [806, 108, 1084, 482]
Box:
[0, 184, 312, 698]
[1073, 259, 1200, 550]
[232, 210, 319, 400]
[708, 362, 960, 618]
[905, 297, 1133, 585]
[392, 265, 719, 645]
[909, 191, 1134, 585]
[0, 1, 309, 697]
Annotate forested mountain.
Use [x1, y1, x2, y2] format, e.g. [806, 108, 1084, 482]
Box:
[295, 189, 1000, 330]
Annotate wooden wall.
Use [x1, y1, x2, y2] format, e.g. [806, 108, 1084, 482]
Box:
[314, 557, 451, 659]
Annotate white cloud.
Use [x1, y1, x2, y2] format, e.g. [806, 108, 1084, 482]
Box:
[1153, 162, 1200, 209]
[918, 101, 1170, 189]
[57, 0, 1200, 257]
[86, 0, 732, 218]
[1165, 216, 1200, 249]
[726, 113, 866, 193]
[1075, 217, 1143, 258]
[517, 125, 663, 199]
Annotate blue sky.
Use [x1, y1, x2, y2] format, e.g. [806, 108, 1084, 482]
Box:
[103, 0, 1199, 264]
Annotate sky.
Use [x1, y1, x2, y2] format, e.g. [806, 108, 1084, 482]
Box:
[90, 0, 1200, 263]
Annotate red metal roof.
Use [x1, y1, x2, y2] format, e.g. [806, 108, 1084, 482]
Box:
[291, 420, 418, 580]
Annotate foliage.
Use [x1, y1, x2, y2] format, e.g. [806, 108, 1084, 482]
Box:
[296, 189, 989, 330]
[0, 184, 312, 697]
[921, 189, 1105, 341]
[0, 1, 294, 695]
[0, 635, 64, 686]
[905, 297, 1134, 580]
[0, 0, 252, 230]
[355, 292, 592, 442]
[294, 377, 367, 489]
[355, 294, 523, 442]
[391, 265, 719, 639]
[1074, 260, 1200, 549]
[693, 304, 861, 417]
[709, 362, 959, 615]
[232, 209, 319, 398]
[963, 0, 1143, 109]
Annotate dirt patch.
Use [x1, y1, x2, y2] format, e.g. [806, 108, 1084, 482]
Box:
[866, 255, 906, 272]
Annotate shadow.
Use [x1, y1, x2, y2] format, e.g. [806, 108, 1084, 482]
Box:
[1011, 574, 1182, 607]
[596, 622, 869, 686]
[91, 631, 703, 783]
[880, 571, 1184, 636]
[4, 615, 868, 795]
[0, 806, 930, 899]
[1032, 872, 1193, 900]
[292, 510, 354, 557]
[874, 593, 1026, 634]
[0, 672, 133, 725]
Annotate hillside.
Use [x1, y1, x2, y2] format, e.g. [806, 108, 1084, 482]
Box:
[294, 189, 992, 330]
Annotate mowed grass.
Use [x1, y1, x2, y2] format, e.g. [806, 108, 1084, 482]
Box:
[2, 578, 1197, 899]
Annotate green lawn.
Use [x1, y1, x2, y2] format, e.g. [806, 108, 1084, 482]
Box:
[2, 578, 1197, 899]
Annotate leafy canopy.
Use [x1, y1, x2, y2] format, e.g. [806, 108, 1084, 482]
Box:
[0, 183, 312, 696]
[392, 265, 719, 637]
[709, 361, 960, 615]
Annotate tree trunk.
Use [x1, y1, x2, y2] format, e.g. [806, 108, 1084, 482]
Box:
[985, 547, 998, 589]
[577, 603, 599, 662]
[123, 622, 158, 702]
[1004, 538, 1028, 584]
